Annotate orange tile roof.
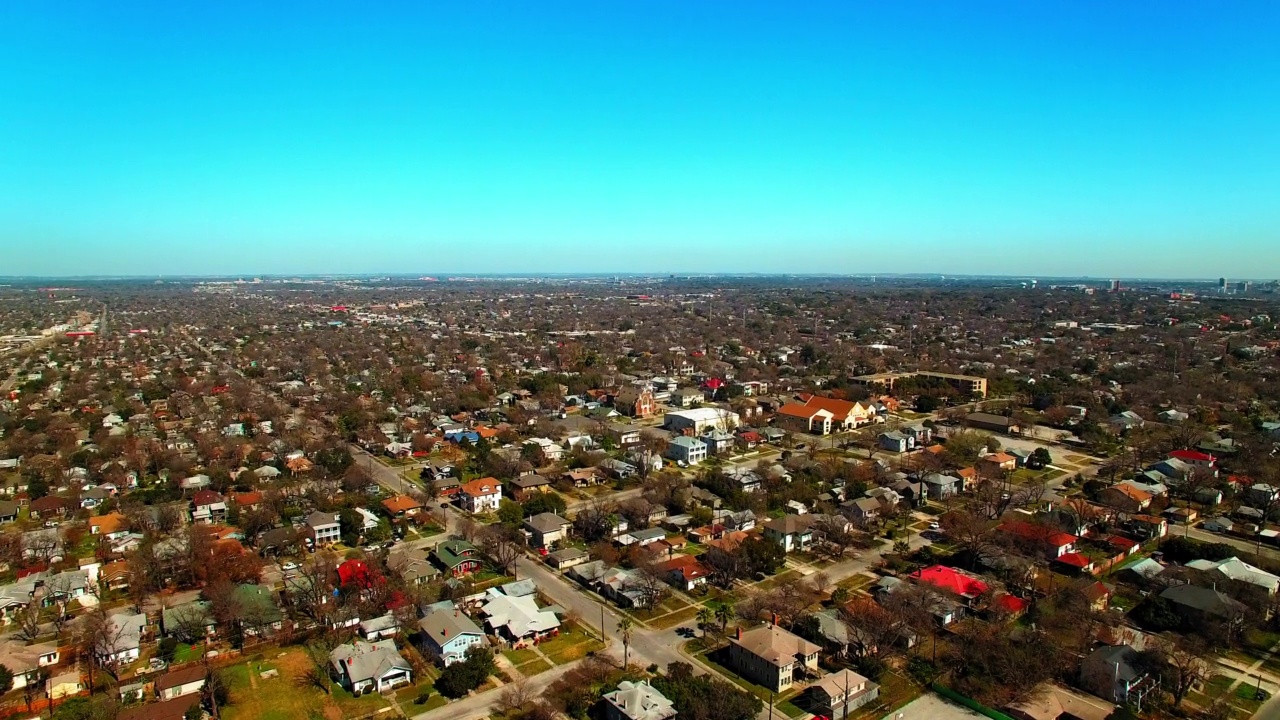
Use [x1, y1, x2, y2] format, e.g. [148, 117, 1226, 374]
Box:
[778, 403, 823, 418]
[382, 494, 424, 514]
[90, 512, 127, 535]
[460, 478, 501, 497]
[1110, 484, 1153, 502]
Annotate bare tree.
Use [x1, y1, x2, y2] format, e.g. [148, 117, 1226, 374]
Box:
[13, 601, 43, 643]
[77, 606, 133, 687]
[480, 526, 524, 578]
[498, 681, 537, 714]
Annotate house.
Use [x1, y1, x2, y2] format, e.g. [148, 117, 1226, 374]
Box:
[1203, 517, 1234, 534]
[728, 469, 764, 494]
[966, 413, 1021, 434]
[980, 452, 1018, 472]
[232, 583, 283, 636]
[29, 495, 73, 519]
[1108, 411, 1145, 432]
[999, 521, 1078, 559]
[191, 490, 227, 524]
[99, 612, 148, 663]
[155, 666, 207, 700]
[666, 436, 707, 465]
[1006, 682, 1116, 720]
[509, 474, 553, 501]
[305, 511, 341, 545]
[162, 601, 216, 640]
[1081, 645, 1157, 706]
[878, 432, 914, 453]
[655, 555, 710, 591]
[617, 527, 666, 547]
[418, 608, 487, 666]
[921, 473, 961, 500]
[387, 546, 441, 585]
[457, 478, 502, 513]
[909, 565, 988, 604]
[479, 589, 561, 644]
[604, 680, 677, 720]
[762, 515, 814, 553]
[0, 500, 18, 523]
[563, 467, 606, 487]
[809, 669, 881, 718]
[1186, 557, 1280, 596]
[432, 539, 483, 577]
[524, 512, 573, 548]
[547, 547, 590, 570]
[330, 639, 412, 693]
[600, 459, 638, 479]
[1098, 485, 1152, 514]
[359, 613, 400, 642]
[381, 495, 423, 519]
[699, 429, 736, 455]
[727, 623, 821, 693]
[613, 388, 657, 418]
[1159, 584, 1247, 623]
[1158, 409, 1190, 423]
[0, 640, 60, 690]
[90, 512, 129, 540]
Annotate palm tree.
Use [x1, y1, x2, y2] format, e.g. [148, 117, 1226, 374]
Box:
[618, 617, 634, 668]
[714, 603, 735, 633]
[695, 607, 714, 637]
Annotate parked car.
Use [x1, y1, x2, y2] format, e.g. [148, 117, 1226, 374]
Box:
[281, 561, 299, 571]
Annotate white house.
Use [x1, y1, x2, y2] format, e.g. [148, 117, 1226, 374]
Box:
[330, 639, 412, 693]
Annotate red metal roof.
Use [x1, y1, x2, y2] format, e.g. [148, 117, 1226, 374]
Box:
[1056, 552, 1093, 568]
[909, 565, 989, 598]
[1170, 449, 1215, 464]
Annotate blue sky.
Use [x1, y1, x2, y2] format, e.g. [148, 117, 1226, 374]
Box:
[2, 2, 1278, 278]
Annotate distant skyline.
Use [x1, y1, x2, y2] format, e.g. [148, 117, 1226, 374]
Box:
[2, 2, 1278, 278]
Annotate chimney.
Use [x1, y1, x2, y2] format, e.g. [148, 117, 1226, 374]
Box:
[736, 626, 742, 640]
[771, 613, 778, 626]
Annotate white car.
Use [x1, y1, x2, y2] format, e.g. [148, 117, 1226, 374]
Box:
[928, 521, 940, 531]
[281, 561, 299, 572]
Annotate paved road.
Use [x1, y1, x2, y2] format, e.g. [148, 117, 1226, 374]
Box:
[1181, 525, 1280, 562]
[349, 443, 418, 496]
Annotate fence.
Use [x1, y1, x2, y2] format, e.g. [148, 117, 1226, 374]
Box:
[930, 683, 1019, 720]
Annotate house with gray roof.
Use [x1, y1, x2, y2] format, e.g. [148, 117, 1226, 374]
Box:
[523, 512, 572, 548]
[418, 609, 486, 666]
[330, 639, 411, 693]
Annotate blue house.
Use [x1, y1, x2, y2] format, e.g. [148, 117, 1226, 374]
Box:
[418, 608, 487, 666]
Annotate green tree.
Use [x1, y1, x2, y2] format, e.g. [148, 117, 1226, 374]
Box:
[522, 493, 567, 517]
[497, 499, 525, 528]
[0, 663, 12, 695]
[714, 603, 736, 632]
[695, 607, 714, 637]
[338, 508, 363, 546]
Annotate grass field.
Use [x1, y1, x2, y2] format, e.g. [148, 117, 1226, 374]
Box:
[540, 628, 606, 664]
[517, 658, 554, 676]
[220, 647, 398, 720]
[503, 648, 539, 666]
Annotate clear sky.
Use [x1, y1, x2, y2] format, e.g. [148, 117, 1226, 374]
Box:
[2, 2, 1278, 278]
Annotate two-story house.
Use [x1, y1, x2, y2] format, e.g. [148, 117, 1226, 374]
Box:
[418, 608, 487, 666]
[727, 624, 821, 693]
[305, 511, 341, 546]
[457, 478, 502, 514]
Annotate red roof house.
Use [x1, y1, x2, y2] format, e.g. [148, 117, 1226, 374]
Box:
[909, 565, 989, 600]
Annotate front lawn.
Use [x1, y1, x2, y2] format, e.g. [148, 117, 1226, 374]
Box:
[540, 626, 606, 665]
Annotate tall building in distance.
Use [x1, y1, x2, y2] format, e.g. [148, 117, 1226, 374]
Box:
[1219, 277, 1228, 293]
[1109, 279, 1121, 292]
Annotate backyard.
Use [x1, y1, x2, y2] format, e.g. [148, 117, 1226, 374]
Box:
[220, 647, 417, 720]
